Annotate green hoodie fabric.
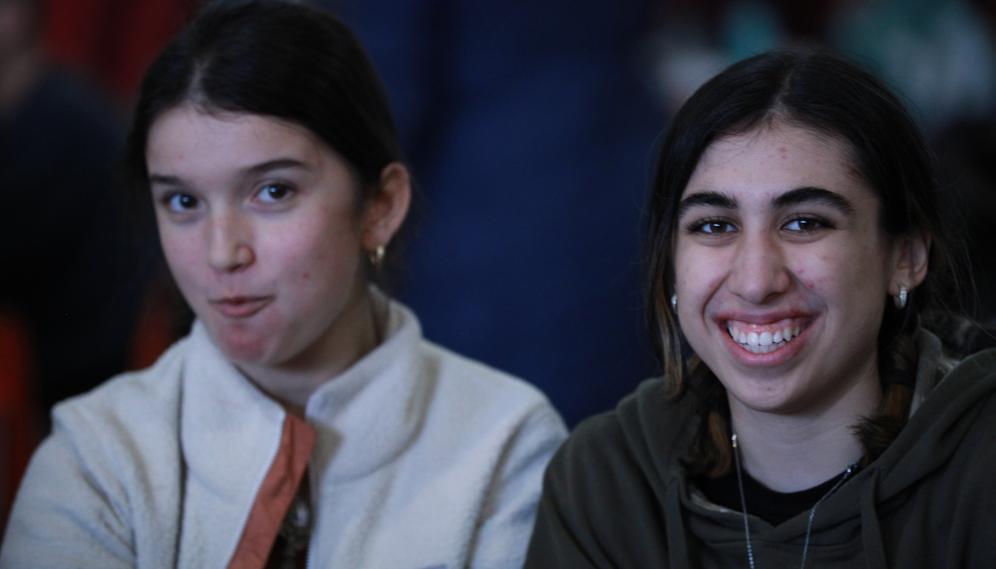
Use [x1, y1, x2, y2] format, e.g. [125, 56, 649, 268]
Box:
[524, 332, 996, 568]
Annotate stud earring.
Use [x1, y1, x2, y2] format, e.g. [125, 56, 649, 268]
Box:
[369, 245, 386, 270]
[893, 284, 907, 309]
[671, 294, 677, 311]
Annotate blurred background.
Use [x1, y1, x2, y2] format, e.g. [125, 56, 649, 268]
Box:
[3, 0, 996, 529]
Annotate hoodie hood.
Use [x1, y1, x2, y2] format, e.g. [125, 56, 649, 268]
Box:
[614, 330, 996, 568]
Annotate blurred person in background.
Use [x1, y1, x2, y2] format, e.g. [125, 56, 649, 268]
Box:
[0, 0, 144, 419]
[312, 0, 665, 427]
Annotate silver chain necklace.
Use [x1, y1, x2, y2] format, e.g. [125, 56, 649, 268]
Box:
[731, 433, 856, 569]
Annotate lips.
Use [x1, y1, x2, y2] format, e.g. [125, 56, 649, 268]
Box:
[713, 311, 816, 365]
[209, 296, 273, 318]
[726, 316, 812, 354]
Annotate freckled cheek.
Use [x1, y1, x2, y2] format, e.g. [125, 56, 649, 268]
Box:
[160, 235, 208, 296]
[790, 255, 853, 297]
[272, 233, 361, 295]
[675, 257, 726, 310]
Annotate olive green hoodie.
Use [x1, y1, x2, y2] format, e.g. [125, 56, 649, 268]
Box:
[524, 332, 996, 568]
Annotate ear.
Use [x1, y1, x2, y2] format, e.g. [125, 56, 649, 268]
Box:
[361, 162, 411, 253]
[888, 229, 931, 296]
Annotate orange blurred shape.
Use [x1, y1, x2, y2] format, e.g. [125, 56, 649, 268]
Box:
[0, 311, 41, 537]
[42, 0, 195, 102]
[129, 286, 177, 371]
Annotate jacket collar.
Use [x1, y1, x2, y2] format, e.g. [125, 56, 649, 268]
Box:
[179, 293, 427, 503]
[303, 295, 427, 483]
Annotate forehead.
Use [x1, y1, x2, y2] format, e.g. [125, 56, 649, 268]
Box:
[684, 123, 870, 205]
[146, 105, 327, 174]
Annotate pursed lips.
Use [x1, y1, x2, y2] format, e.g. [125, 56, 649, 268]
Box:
[209, 296, 274, 318]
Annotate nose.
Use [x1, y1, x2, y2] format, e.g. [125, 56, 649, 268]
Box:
[206, 212, 254, 273]
[726, 230, 791, 305]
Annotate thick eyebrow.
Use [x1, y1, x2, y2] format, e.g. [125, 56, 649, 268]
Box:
[239, 158, 309, 178]
[147, 158, 309, 188]
[677, 191, 738, 218]
[148, 174, 183, 187]
[771, 186, 855, 215]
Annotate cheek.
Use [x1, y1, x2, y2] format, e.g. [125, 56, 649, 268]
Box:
[791, 242, 884, 298]
[674, 243, 728, 304]
[158, 226, 205, 294]
[270, 223, 361, 298]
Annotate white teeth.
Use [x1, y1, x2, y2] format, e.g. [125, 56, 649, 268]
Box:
[727, 321, 807, 354]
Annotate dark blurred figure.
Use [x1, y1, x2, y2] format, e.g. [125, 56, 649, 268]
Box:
[935, 121, 996, 323]
[0, 0, 144, 415]
[930, 0, 996, 324]
[311, 0, 664, 426]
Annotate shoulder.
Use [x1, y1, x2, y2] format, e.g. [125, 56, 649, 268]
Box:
[544, 380, 668, 503]
[550, 377, 694, 481]
[524, 380, 681, 569]
[417, 339, 567, 439]
[51, 335, 191, 450]
[0, 337, 193, 568]
[34, 336, 193, 500]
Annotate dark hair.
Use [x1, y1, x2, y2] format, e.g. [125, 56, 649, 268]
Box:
[644, 48, 968, 476]
[124, 0, 410, 277]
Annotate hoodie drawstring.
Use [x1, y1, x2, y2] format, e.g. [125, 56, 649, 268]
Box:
[665, 482, 691, 569]
[861, 469, 888, 569]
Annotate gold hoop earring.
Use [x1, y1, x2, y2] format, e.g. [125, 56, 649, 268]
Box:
[893, 284, 907, 309]
[369, 245, 385, 270]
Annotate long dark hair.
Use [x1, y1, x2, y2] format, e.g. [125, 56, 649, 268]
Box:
[124, 0, 410, 274]
[644, 48, 969, 476]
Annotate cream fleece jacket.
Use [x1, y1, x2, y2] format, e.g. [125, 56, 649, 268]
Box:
[1, 299, 567, 568]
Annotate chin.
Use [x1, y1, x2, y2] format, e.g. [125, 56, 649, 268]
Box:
[725, 376, 824, 416]
[209, 320, 277, 364]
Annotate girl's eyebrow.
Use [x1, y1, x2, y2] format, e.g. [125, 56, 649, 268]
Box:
[238, 158, 309, 179]
[148, 174, 183, 187]
[148, 158, 309, 188]
[676, 187, 857, 218]
[771, 186, 856, 215]
[677, 191, 738, 218]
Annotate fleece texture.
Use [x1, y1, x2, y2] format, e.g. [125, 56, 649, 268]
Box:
[525, 331, 996, 568]
[1, 299, 567, 569]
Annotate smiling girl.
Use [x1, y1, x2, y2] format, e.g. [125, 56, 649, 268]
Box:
[524, 49, 996, 568]
[0, 2, 566, 568]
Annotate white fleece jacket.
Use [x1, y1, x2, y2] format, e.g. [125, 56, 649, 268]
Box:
[0, 299, 567, 569]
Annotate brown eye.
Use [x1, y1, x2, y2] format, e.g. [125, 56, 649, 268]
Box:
[258, 184, 293, 202]
[167, 193, 199, 211]
[784, 217, 825, 232]
[700, 221, 735, 234]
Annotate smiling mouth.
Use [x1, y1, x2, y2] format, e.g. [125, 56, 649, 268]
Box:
[726, 317, 812, 355]
[210, 296, 273, 318]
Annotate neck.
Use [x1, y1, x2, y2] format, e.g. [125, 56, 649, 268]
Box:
[729, 363, 882, 492]
[0, 45, 42, 120]
[238, 283, 381, 417]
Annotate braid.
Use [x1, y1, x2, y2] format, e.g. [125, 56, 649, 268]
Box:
[854, 327, 919, 466]
[683, 358, 734, 478]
